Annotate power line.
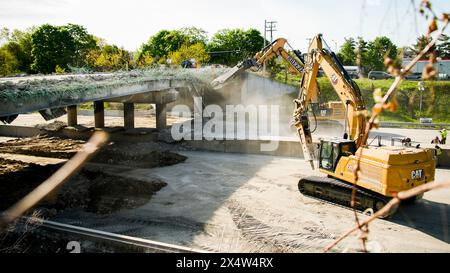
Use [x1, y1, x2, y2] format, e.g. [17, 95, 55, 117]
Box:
[359, 0, 367, 37]
[378, 0, 394, 36]
[411, 0, 420, 37]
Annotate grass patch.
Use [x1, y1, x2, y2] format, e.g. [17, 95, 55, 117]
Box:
[275, 73, 450, 123]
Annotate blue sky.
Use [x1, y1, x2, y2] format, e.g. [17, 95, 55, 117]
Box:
[1, 0, 449, 52]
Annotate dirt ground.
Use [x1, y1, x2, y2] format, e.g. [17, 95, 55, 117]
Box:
[0, 136, 84, 159]
[0, 136, 186, 215]
[0, 158, 167, 214]
[0, 135, 187, 167]
[0, 136, 449, 253]
[92, 151, 447, 253]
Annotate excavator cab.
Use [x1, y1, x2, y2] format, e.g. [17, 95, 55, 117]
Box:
[319, 139, 356, 172]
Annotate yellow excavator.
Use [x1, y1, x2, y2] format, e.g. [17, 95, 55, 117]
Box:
[212, 34, 436, 215]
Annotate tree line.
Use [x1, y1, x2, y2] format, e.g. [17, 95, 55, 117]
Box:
[1, 23, 449, 77]
[0, 24, 265, 76]
[336, 34, 450, 75]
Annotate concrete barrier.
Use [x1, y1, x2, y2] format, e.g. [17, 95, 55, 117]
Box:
[0, 125, 158, 142]
[184, 139, 306, 157]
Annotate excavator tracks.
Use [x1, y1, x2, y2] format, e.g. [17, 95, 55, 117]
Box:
[298, 176, 395, 218]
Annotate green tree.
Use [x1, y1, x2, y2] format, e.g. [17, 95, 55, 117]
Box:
[62, 24, 97, 67]
[355, 37, 369, 74]
[0, 27, 35, 73]
[30, 23, 97, 73]
[31, 24, 75, 73]
[337, 38, 356, 65]
[168, 43, 210, 65]
[85, 43, 131, 71]
[0, 27, 9, 44]
[365, 36, 397, 71]
[243, 29, 265, 56]
[437, 34, 450, 59]
[412, 35, 433, 60]
[179, 27, 208, 45]
[0, 47, 18, 76]
[206, 28, 265, 66]
[136, 27, 208, 64]
[137, 30, 186, 62]
[134, 52, 154, 68]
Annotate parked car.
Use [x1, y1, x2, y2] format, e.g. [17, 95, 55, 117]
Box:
[405, 72, 422, 80]
[181, 60, 196, 68]
[368, 71, 393, 80]
[343, 66, 360, 79]
[419, 118, 433, 124]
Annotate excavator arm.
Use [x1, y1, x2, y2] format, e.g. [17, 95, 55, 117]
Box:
[211, 34, 366, 169]
[211, 39, 308, 89]
[294, 34, 366, 148]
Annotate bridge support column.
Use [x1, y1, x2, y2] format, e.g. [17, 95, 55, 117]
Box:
[124, 103, 135, 130]
[67, 105, 77, 126]
[156, 103, 167, 129]
[94, 101, 105, 128]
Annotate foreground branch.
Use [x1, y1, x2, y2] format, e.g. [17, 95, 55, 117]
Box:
[0, 131, 109, 231]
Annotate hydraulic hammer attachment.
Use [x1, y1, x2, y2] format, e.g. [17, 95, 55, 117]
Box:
[211, 59, 259, 89]
[292, 101, 316, 170]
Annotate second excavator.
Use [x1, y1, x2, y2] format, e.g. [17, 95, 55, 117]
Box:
[212, 34, 436, 216]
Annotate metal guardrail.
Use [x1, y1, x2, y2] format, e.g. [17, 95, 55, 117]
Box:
[23, 217, 205, 253]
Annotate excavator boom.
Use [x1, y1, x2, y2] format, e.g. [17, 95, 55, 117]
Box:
[211, 35, 365, 169]
[211, 38, 317, 168]
[210, 34, 435, 216]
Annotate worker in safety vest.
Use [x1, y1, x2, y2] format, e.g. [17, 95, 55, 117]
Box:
[440, 128, 447, 144]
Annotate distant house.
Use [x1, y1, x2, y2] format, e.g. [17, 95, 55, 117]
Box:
[402, 58, 450, 79]
[343, 66, 360, 79]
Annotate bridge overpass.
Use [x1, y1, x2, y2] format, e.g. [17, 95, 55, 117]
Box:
[0, 69, 225, 130]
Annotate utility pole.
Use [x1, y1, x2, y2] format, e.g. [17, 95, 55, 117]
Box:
[265, 20, 277, 43]
[263, 20, 277, 73]
[264, 20, 267, 48]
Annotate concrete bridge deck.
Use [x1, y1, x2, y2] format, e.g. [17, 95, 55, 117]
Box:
[0, 69, 225, 130]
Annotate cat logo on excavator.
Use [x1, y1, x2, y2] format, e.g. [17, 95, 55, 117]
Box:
[411, 169, 424, 180]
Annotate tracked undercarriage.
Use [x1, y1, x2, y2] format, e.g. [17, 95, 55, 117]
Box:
[298, 176, 400, 218]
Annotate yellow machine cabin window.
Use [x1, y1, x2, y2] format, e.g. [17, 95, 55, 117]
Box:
[320, 142, 334, 170]
[341, 143, 355, 156]
[320, 141, 356, 172]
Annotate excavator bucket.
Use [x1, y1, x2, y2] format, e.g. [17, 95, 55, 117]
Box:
[39, 107, 67, 121]
[0, 114, 18, 124]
